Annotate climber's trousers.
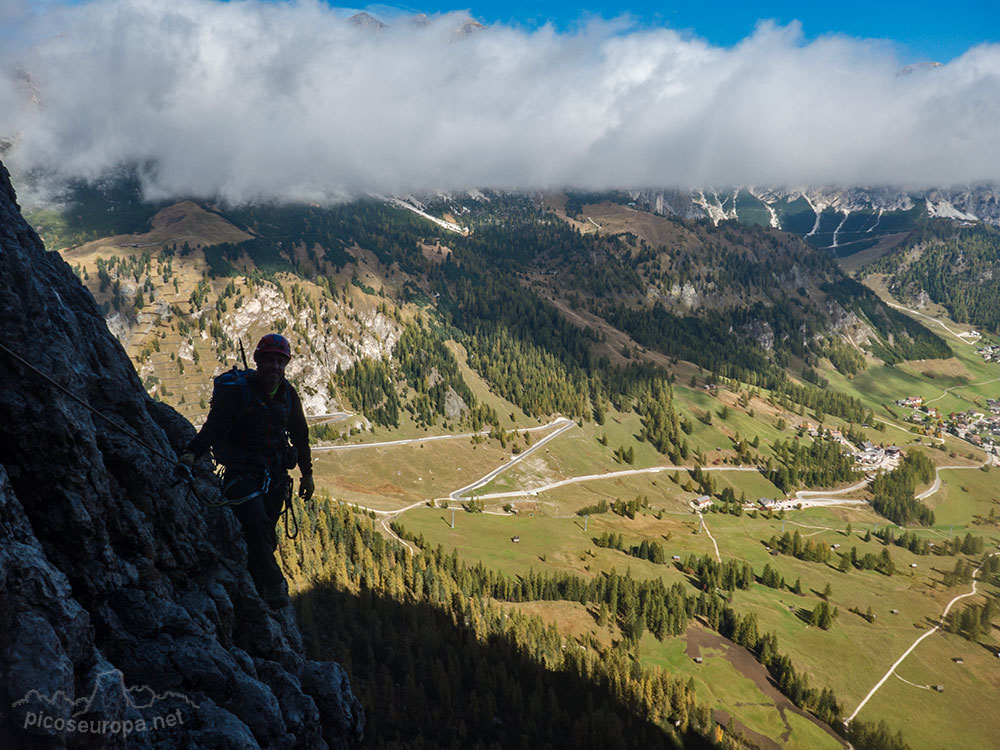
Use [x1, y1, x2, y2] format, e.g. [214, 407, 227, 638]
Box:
[232, 475, 289, 591]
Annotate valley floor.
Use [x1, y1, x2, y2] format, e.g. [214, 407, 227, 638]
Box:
[308, 394, 1000, 750]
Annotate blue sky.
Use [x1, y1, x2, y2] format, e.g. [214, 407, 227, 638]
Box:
[21, 0, 1000, 61]
[366, 0, 998, 62]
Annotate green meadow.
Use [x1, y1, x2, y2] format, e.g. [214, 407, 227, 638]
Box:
[859, 626, 1000, 750]
[313, 436, 513, 510]
[394, 474, 1000, 750]
[641, 630, 845, 750]
[925, 467, 1000, 529]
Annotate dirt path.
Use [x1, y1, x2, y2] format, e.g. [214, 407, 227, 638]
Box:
[379, 517, 417, 555]
[698, 512, 721, 561]
[874, 416, 944, 445]
[846, 552, 997, 723]
[685, 625, 848, 749]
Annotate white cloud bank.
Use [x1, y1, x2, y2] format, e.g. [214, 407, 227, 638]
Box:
[1, 0, 999, 203]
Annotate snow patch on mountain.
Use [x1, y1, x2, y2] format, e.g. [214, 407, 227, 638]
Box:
[691, 189, 737, 225]
[749, 187, 781, 228]
[379, 195, 466, 234]
[637, 185, 1000, 232]
[832, 211, 850, 248]
[926, 198, 978, 221]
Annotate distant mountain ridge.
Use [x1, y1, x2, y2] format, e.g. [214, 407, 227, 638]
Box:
[398, 183, 1000, 260]
[621, 185, 1000, 253]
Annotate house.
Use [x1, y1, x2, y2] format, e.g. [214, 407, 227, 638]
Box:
[758, 498, 779, 510]
[511, 536, 521, 543]
[692, 495, 713, 511]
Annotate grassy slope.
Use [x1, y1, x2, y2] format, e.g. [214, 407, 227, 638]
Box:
[642, 629, 844, 750]
[398, 492, 1000, 749]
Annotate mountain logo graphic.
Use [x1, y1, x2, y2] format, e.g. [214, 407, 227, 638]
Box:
[12, 670, 199, 717]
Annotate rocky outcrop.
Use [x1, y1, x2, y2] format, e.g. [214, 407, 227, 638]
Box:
[0, 161, 362, 748]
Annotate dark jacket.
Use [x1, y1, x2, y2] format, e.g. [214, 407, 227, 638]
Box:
[187, 372, 312, 476]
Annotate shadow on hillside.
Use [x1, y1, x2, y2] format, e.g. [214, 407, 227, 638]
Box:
[919, 615, 942, 630]
[292, 582, 716, 750]
[976, 640, 1000, 658]
[794, 608, 814, 625]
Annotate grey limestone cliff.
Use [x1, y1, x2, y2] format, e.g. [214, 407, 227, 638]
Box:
[0, 160, 363, 748]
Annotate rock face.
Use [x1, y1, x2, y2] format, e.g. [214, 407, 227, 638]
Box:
[0, 161, 363, 748]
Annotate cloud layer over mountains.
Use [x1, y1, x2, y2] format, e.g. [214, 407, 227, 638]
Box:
[2, 0, 999, 203]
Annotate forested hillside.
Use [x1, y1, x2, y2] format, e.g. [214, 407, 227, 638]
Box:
[38, 179, 954, 436]
[859, 222, 1000, 333]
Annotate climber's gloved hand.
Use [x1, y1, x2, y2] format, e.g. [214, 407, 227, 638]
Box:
[298, 474, 315, 502]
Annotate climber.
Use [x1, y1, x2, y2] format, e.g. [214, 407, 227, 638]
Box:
[178, 333, 314, 609]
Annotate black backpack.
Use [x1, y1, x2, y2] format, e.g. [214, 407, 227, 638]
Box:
[209, 367, 294, 468]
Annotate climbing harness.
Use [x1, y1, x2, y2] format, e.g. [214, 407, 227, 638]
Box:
[223, 469, 272, 505]
[175, 464, 298, 538]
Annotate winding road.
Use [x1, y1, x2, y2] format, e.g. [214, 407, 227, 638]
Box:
[449, 418, 574, 500]
[313, 419, 569, 453]
[884, 301, 977, 345]
[915, 461, 990, 501]
[924, 376, 1000, 406]
[466, 465, 761, 501]
[339, 419, 881, 522]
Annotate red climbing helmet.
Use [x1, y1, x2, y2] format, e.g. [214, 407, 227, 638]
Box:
[253, 333, 291, 361]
